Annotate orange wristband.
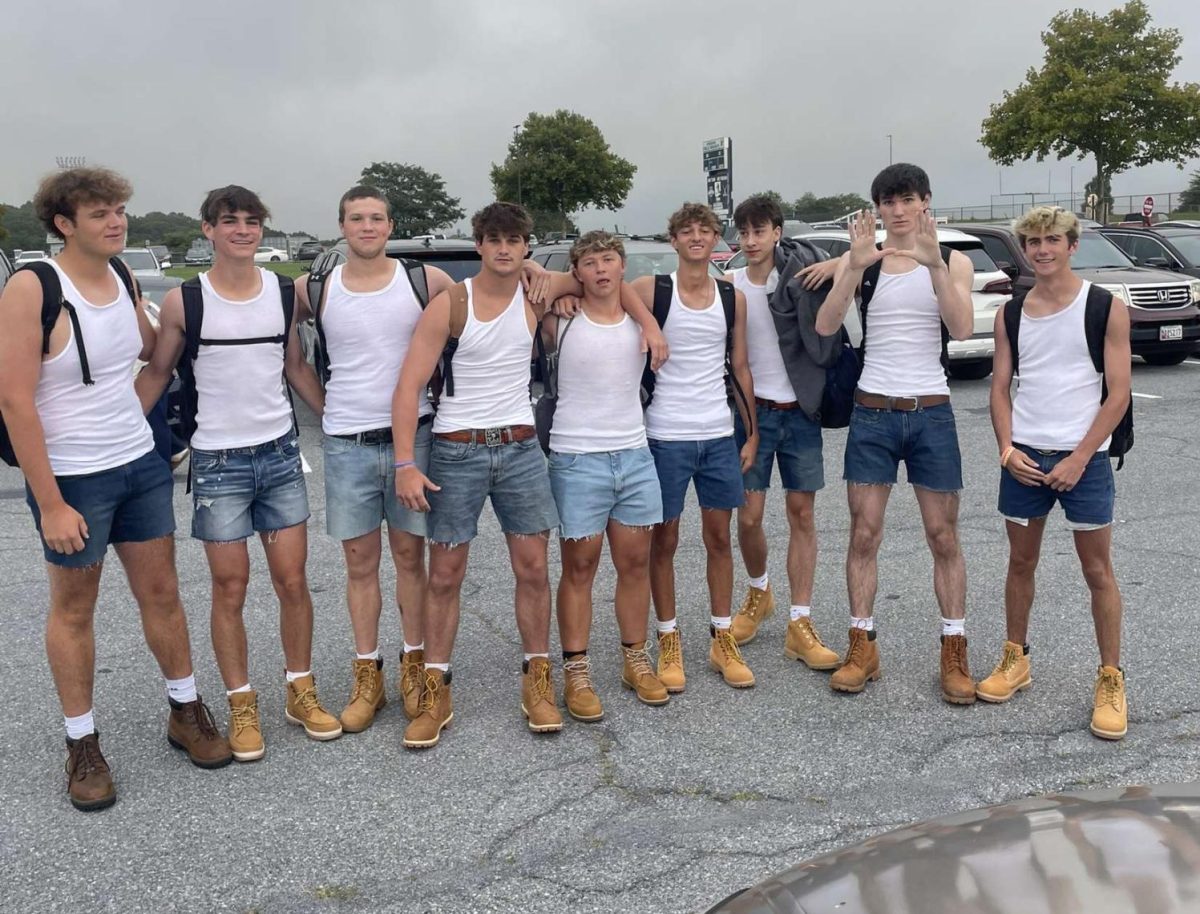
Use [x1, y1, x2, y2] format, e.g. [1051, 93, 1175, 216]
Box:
[1000, 446, 1015, 467]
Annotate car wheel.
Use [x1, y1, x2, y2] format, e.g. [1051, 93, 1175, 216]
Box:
[1140, 351, 1189, 366]
[270, 256, 281, 262]
[948, 358, 993, 381]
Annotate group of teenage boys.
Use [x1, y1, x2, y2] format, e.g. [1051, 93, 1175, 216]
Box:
[0, 161, 1130, 813]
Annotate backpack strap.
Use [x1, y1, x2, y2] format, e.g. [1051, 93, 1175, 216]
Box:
[716, 277, 753, 437]
[1083, 283, 1112, 376]
[652, 274, 673, 327]
[108, 256, 140, 308]
[541, 315, 577, 400]
[401, 258, 429, 309]
[20, 262, 65, 357]
[438, 282, 469, 400]
[277, 274, 295, 351]
[1003, 291, 1026, 376]
[859, 244, 954, 368]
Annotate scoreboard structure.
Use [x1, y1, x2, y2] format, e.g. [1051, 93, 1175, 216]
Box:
[703, 137, 733, 221]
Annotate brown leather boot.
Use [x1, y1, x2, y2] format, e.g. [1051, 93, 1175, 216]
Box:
[1091, 665, 1128, 740]
[65, 732, 116, 812]
[341, 658, 387, 733]
[562, 654, 604, 722]
[976, 641, 1032, 703]
[730, 584, 775, 645]
[168, 696, 233, 768]
[784, 616, 841, 670]
[403, 668, 453, 749]
[521, 657, 563, 733]
[399, 649, 425, 721]
[656, 630, 686, 693]
[621, 642, 669, 706]
[830, 627, 881, 693]
[940, 634, 976, 705]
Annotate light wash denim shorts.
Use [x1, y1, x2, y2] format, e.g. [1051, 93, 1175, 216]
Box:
[190, 433, 310, 542]
[323, 420, 431, 541]
[548, 446, 662, 540]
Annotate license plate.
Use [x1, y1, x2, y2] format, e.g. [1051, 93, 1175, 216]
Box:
[1160, 324, 1183, 341]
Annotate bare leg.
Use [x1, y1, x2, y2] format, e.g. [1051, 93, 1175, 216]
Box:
[557, 535, 604, 654]
[784, 490, 817, 607]
[650, 518, 680, 623]
[341, 528, 383, 655]
[914, 487, 967, 620]
[700, 508, 734, 617]
[388, 527, 426, 647]
[260, 523, 314, 673]
[846, 484, 891, 619]
[506, 532, 552, 655]
[607, 521, 654, 644]
[1004, 518, 1046, 644]
[736, 490, 768, 578]
[424, 543, 470, 664]
[205, 540, 252, 689]
[115, 535, 193, 680]
[1074, 526, 1122, 667]
[45, 563, 104, 717]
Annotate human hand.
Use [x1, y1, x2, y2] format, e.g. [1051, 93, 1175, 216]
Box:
[395, 465, 441, 512]
[41, 502, 89, 555]
[795, 258, 839, 290]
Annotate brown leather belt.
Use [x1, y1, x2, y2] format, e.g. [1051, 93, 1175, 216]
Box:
[433, 425, 536, 446]
[755, 397, 801, 411]
[854, 390, 950, 411]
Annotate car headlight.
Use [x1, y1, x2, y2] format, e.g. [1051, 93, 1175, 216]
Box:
[1190, 279, 1200, 305]
[1096, 282, 1127, 304]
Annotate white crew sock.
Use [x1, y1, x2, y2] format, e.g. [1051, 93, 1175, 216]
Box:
[850, 616, 875, 632]
[65, 710, 95, 741]
[748, 572, 769, 591]
[165, 674, 197, 704]
[711, 615, 732, 630]
[285, 669, 311, 683]
[402, 641, 424, 654]
[226, 683, 252, 697]
[356, 648, 381, 661]
[790, 604, 811, 621]
[656, 618, 678, 635]
[523, 652, 549, 663]
[942, 617, 965, 637]
[426, 662, 450, 673]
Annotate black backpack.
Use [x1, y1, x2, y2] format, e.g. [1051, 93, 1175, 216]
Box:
[533, 315, 577, 454]
[305, 252, 429, 386]
[858, 243, 955, 378]
[640, 275, 753, 434]
[175, 272, 296, 443]
[0, 258, 140, 467]
[1003, 284, 1133, 469]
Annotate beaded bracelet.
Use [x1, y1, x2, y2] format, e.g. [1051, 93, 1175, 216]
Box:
[393, 460, 416, 470]
[1000, 446, 1015, 468]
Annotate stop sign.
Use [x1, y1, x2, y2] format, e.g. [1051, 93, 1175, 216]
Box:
[1143, 195, 1155, 216]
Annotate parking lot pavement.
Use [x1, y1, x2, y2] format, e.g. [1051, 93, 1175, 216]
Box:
[2, 361, 1199, 914]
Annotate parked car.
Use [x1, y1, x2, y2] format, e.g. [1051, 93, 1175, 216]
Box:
[148, 244, 172, 269]
[529, 239, 728, 282]
[119, 248, 182, 306]
[185, 240, 213, 265]
[1099, 225, 1200, 279]
[14, 250, 49, 265]
[710, 236, 735, 266]
[0, 248, 12, 294]
[294, 240, 325, 262]
[253, 246, 288, 263]
[948, 222, 1200, 366]
[1155, 220, 1200, 229]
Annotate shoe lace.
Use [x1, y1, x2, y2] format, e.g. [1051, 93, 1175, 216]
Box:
[530, 661, 553, 702]
[943, 636, 969, 675]
[625, 643, 655, 679]
[563, 657, 595, 693]
[1100, 670, 1122, 711]
[401, 656, 422, 692]
[845, 628, 869, 665]
[996, 644, 1021, 675]
[715, 629, 744, 664]
[186, 698, 222, 739]
[795, 617, 825, 647]
[230, 700, 259, 735]
[292, 683, 321, 713]
[739, 588, 768, 622]
[658, 631, 681, 666]
[350, 662, 376, 702]
[70, 736, 107, 780]
[418, 670, 442, 715]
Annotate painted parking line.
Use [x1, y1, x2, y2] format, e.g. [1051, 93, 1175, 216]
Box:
[301, 452, 312, 474]
[1131, 392, 1162, 400]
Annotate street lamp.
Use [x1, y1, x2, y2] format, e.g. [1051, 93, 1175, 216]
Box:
[886, 134, 893, 165]
[55, 156, 86, 169]
[513, 124, 522, 206]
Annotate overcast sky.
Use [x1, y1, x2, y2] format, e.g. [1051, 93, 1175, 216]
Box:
[3, 0, 1198, 237]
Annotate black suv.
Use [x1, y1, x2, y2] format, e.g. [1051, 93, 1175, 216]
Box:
[947, 223, 1200, 365]
[1098, 226, 1200, 280]
[294, 240, 325, 262]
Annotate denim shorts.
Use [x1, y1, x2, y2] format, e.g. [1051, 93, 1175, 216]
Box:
[191, 433, 310, 542]
[426, 436, 559, 545]
[843, 402, 963, 492]
[26, 448, 175, 568]
[648, 436, 745, 523]
[735, 404, 824, 493]
[323, 422, 431, 541]
[999, 445, 1115, 528]
[548, 447, 663, 540]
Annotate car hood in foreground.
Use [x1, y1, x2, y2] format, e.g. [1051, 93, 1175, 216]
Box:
[708, 783, 1200, 914]
[1073, 265, 1190, 285]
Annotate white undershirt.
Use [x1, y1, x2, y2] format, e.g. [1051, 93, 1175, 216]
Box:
[732, 266, 792, 401]
[857, 264, 949, 397]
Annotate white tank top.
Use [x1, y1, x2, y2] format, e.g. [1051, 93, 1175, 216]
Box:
[321, 262, 430, 435]
[35, 262, 154, 475]
[732, 266, 792, 401]
[190, 269, 294, 450]
[857, 264, 950, 397]
[432, 279, 534, 432]
[644, 274, 733, 441]
[1012, 281, 1109, 451]
[550, 310, 647, 454]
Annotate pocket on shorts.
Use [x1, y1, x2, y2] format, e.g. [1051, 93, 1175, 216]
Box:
[548, 451, 579, 471]
[434, 440, 473, 462]
[852, 405, 884, 424]
[925, 405, 956, 425]
[280, 435, 301, 457]
[190, 451, 221, 473]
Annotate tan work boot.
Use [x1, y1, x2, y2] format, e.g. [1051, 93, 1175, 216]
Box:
[621, 642, 669, 706]
[730, 583, 775, 645]
[1091, 665, 1128, 740]
[976, 641, 1032, 703]
[341, 658, 387, 733]
[285, 674, 343, 741]
[562, 654, 604, 722]
[784, 616, 841, 670]
[830, 627, 881, 693]
[227, 690, 265, 762]
[522, 657, 564, 732]
[656, 629, 686, 693]
[65, 732, 116, 812]
[708, 627, 756, 688]
[940, 634, 976, 705]
[168, 696, 233, 768]
[399, 649, 425, 721]
[403, 668, 453, 749]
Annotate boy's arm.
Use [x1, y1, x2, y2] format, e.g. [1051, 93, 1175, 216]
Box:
[620, 281, 667, 370]
[284, 308, 324, 416]
[989, 308, 1044, 488]
[135, 286, 186, 413]
[731, 289, 757, 473]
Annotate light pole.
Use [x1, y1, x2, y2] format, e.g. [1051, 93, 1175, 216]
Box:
[55, 156, 86, 169]
[1070, 165, 1075, 212]
[886, 134, 893, 165]
[512, 124, 522, 206]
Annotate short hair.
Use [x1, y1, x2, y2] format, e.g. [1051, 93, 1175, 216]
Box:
[34, 166, 133, 240]
[733, 195, 783, 231]
[1013, 206, 1081, 248]
[471, 202, 533, 242]
[570, 231, 626, 268]
[870, 163, 931, 205]
[200, 185, 270, 226]
[667, 202, 721, 238]
[338, 185, 391, 223]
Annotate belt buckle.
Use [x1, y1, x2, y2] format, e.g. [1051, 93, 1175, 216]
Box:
[484, 427, 504, 447]
[892, 396, 917, 411]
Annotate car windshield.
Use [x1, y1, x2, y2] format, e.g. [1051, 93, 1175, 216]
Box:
[1163, 234, 1200, 263]
[713, 238, 731, 252]
[121, 251, 158, 271]
[944, 244, 1000, 273]
[256, 247, 272, 253]
[623, 252, 723, 281]
[1072, 233, 1135, 269]
[387, 251, 482, 283]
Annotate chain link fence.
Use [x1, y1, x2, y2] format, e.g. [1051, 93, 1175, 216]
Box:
[929, 191, 1195, 224]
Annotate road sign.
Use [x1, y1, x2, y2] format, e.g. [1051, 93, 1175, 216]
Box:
[1143, 195, 1155, 216]
[702, 137, 733, 219]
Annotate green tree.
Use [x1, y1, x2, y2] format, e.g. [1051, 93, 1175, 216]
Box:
[0, 204, 7, 244]
[1083, 173, 1114, 218]
[980, 1, 1200, 222]
[0, 201, 49, 254]
[1179, 170, 1200, 211]
[491, 110, 636, 231]
[791, 192, 871, 220]
[358, 162, 465, 237]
